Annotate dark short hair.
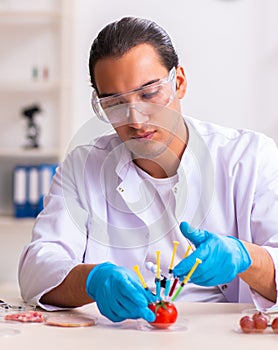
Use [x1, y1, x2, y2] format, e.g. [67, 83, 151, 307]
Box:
[89, 17, 179, 90]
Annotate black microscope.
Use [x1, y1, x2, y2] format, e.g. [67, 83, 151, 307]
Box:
[21, 104, 42, 148]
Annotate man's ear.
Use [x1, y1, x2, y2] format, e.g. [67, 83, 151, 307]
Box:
[176, 65, 187, 99]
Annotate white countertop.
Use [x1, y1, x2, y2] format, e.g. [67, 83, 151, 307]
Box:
[1, 284, 277, 350]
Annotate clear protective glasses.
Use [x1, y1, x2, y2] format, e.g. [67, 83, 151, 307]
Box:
[91, 67, 177, 124]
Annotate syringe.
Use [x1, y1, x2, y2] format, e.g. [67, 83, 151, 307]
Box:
[169, 245, 192, 297]
[165, 241, 180, 298]
[145, 261, 167, 288]
[171, 258, 202, 301]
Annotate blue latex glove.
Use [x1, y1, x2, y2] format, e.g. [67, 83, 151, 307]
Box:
[86, 262, 156, 322]
[173, 222, 252, 286]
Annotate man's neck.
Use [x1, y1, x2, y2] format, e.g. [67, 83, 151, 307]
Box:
[133, 122, 188, 178]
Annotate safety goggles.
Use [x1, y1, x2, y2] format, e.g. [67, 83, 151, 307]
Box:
[91, 67, 177, 124]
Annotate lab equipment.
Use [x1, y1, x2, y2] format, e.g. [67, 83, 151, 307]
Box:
[21, 104, 42, 148]
[169, 245, 192, 297]
[91, 67, 176, 124]
[165, 241, 179, 298]
[133, 265, 155, 300]
[155, 251, 162, 300]
[168, 241, 179, 273]
[171, 258, 202, 301]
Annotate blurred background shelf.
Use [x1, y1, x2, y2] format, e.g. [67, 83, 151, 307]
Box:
[0, 147, 60, 158]
[0, 0, 73, 219]
[0, 81, 60, 93]
[0, 215, 35, 226]
[0, 10, 60, 25]
[0, 215, 34, 286]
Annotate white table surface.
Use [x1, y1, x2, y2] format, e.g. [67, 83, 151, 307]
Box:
[1, 284, 277, 350]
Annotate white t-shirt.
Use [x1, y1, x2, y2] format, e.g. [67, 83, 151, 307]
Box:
[135, 164, 227, 302]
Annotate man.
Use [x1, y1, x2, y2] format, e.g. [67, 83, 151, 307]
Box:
[19, 17, 278, 323]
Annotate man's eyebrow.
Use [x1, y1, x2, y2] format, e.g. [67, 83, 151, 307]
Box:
[98, 78, 160, 98]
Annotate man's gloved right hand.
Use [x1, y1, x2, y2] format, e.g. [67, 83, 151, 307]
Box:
[173, 222, 252, 286]
[86, 262, 156, 322]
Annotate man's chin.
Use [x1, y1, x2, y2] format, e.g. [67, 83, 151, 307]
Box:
[127, 139, 169, 159]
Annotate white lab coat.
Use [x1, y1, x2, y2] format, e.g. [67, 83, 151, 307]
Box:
[18, 116, 278, 311]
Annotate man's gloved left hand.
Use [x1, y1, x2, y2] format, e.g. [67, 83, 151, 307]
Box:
[173, 222, 252, 286]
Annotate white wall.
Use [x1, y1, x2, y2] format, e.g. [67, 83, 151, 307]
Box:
[70, 0, 278, 146]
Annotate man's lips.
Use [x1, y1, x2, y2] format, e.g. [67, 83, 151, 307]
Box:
[132, 131, 155, 140]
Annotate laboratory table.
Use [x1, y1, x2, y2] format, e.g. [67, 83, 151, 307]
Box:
[0, 285, 277, 350]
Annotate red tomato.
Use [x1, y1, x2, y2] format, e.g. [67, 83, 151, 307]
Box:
[148, 301, 178, 329]
[272, 317, 278, 333]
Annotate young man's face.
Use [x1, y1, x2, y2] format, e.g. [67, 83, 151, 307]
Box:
[94, 43, 187, 160]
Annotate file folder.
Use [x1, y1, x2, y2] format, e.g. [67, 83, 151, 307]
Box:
[13, 166, 28, 218]
[28, 166, 40, 217]
[13, 163, 58, 218]
[38, 164, 58, 212]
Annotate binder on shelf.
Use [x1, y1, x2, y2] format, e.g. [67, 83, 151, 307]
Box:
[38, 163, 57, 212]
[13, 166, 28, 218]
[13, 163, 58, 218]
[28, 166, 40, 218]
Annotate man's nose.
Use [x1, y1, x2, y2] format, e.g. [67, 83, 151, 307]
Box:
[127, 105, 149, 127]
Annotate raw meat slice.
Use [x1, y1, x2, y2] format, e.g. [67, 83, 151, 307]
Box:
[4, 311, 45, 323]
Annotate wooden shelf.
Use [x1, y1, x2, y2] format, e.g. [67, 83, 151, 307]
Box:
[0, 147, 60, 158]
[0, 10, 60, 25]
[0, 81, 60, 93]
[0, 215, 35, 226]
[0, 0, 72, 217]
